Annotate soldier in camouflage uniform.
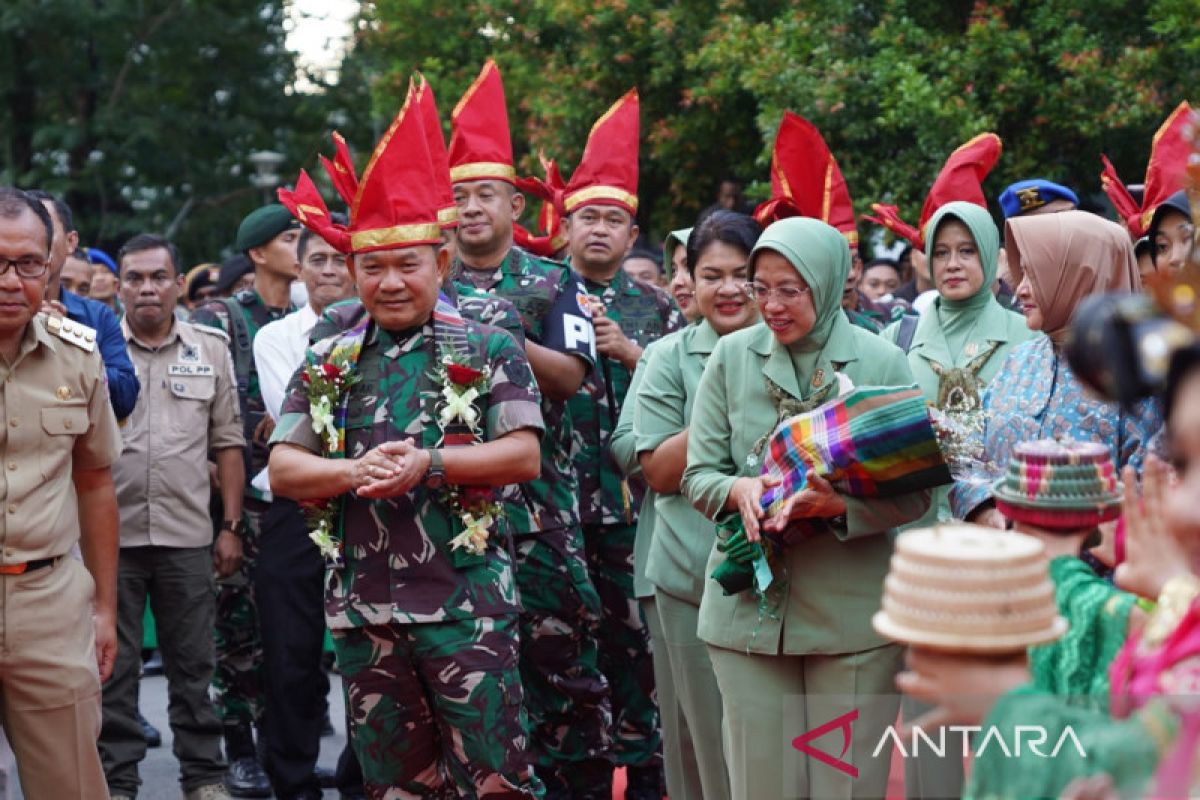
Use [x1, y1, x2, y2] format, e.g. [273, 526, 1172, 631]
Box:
[271, 83, 545, 798]
[446, 59, 611, 799]
[559, 90, 683, 798]
[191, 204, 300, 796]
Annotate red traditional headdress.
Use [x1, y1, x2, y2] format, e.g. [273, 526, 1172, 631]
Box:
[278, 79, 443, 254]
[864, 133, 1003, 249]
[1100, 101, 1195, 240]
[754, 111, 858, 246]
[448, 60, 515, 185]
[415, 74, 458, 229]
[561, 90, 640, 216]
[514, 152, 569, 257]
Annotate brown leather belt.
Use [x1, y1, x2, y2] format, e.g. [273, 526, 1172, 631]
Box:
[0, 557, 60, 575]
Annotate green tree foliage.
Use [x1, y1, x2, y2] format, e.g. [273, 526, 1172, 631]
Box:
[359, 0, 1199, 240]
[0, 0, 350, 262]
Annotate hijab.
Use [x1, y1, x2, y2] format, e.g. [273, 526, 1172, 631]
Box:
[1006, 210, 1140, 344]
[664, 227, 692, 278]
[923, 202, 1002, 363]
[750, 217, 853, 392]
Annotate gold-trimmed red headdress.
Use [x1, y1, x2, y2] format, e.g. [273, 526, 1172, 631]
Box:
[561, 89, 640, 216]
[448, 60, 516, 185]
[1100, 101, 1195, 240]
[864, 133, 1003, 250]
[416, 74, 458, 229]
[278, 79, 444, 254]
[754, 111, 858, 247]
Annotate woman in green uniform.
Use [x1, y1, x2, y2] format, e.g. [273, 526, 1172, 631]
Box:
[682, 217, 931, 799]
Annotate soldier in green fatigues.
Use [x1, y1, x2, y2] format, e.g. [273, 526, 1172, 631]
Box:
[272, 82, 545, 798]
[191, 204, 299, 797]
[559, 90, 682, 797]
[446, 60, 611, 799]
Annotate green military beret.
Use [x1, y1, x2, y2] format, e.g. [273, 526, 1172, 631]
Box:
[235, 204, 300, 252]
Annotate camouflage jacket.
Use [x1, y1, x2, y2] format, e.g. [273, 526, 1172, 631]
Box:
[568, 269, 685, 526]
[272, 306, 544, 628]
[451, 247, 596, 534]
[192, 289, 295, 502]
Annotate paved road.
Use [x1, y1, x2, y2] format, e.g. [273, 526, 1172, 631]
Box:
[16, 672, 351, 799]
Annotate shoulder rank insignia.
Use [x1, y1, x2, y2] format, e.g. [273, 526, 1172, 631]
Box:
[46, 315, 97, 353]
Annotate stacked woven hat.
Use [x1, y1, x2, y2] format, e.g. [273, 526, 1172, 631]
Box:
[992, 439, 1122, 531]
[873, 524, 1067, 654]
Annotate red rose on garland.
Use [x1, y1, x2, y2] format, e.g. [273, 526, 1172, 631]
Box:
[446, 363, 484, 386]
[321, 362, 343, 381]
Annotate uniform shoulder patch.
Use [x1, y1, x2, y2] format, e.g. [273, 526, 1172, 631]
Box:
[47, 315, 97, 353]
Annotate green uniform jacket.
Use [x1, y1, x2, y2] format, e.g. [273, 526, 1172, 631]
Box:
[634, 320, 721, 606]
[683, 321, 931, 655]
[609, 342, 660, 600]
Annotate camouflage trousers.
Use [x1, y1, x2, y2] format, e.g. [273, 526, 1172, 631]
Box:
[514, 526, 611, 777]
[582, 522, 662, 768]
[331, 615, 542, 799]
[212, 500, 264, 728]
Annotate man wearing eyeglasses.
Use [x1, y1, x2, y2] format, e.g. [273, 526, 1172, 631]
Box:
[97, 233, 245, 800]
[0, 186, 122, 798]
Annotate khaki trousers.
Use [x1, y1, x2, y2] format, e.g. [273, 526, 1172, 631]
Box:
[654, 591, 730, 800]
[708, 643, 902, 800]
[0, 557, 107, 799]
[641, 595, 702, 800]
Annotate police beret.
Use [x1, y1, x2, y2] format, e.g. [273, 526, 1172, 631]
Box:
[234, 204, 300, 252]
[85, 247, 119, 275]
[999, 179, 1080, 219]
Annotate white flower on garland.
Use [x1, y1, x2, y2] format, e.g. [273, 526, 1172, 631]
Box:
[440, 384, 480, 428]
[310, 394, 339, 451]
[308, 518, 342, 565]
[449, 511, 493, 556]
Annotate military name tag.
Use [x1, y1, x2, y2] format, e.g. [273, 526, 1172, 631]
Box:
[168, 364, 214, 377]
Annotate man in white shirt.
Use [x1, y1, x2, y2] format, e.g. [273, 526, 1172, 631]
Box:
[251, 222, 363, 800]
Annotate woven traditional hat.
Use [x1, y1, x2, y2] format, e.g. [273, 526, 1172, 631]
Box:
[864, 133, 1002, 250]
[754, 112, 859, 247]
[992, 439, 1122, 531]
[873, 524, 1067, 654]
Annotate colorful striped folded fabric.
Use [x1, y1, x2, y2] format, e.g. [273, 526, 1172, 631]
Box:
[760, 385, 953, 515]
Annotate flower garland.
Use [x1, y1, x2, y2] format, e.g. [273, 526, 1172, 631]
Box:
[432, 349, 502, 564]
[300, 337, 364, 567]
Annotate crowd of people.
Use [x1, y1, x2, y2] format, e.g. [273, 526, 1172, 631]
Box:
[0, 56, 1199, 800]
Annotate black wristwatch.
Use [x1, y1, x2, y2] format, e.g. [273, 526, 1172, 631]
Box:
[220, 518, 245, 537]
[423, 449, 446, 489]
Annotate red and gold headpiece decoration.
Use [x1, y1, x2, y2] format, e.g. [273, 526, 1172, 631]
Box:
[561, 89, 640, 217]
[448, 60, 516, 185]
[514, 152, 569, 257]
[278, 79, 445, 254]
[415, 74, 458, 229]
[1100, 101, 1194, 240]
[754, 111, 858, 246]
[864, 133, 1003, 250]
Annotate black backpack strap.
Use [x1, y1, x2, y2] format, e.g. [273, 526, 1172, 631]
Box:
[220, 296, 253, 398]
[896, 313, 919, 354]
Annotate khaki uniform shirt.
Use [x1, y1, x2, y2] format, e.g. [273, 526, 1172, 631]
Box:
[0, 315, 121, 563]
[115, 319, 243, 549]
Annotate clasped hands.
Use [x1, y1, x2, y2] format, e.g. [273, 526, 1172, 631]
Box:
[350, 439, 432, 499]
[728, 473, 846, 543]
